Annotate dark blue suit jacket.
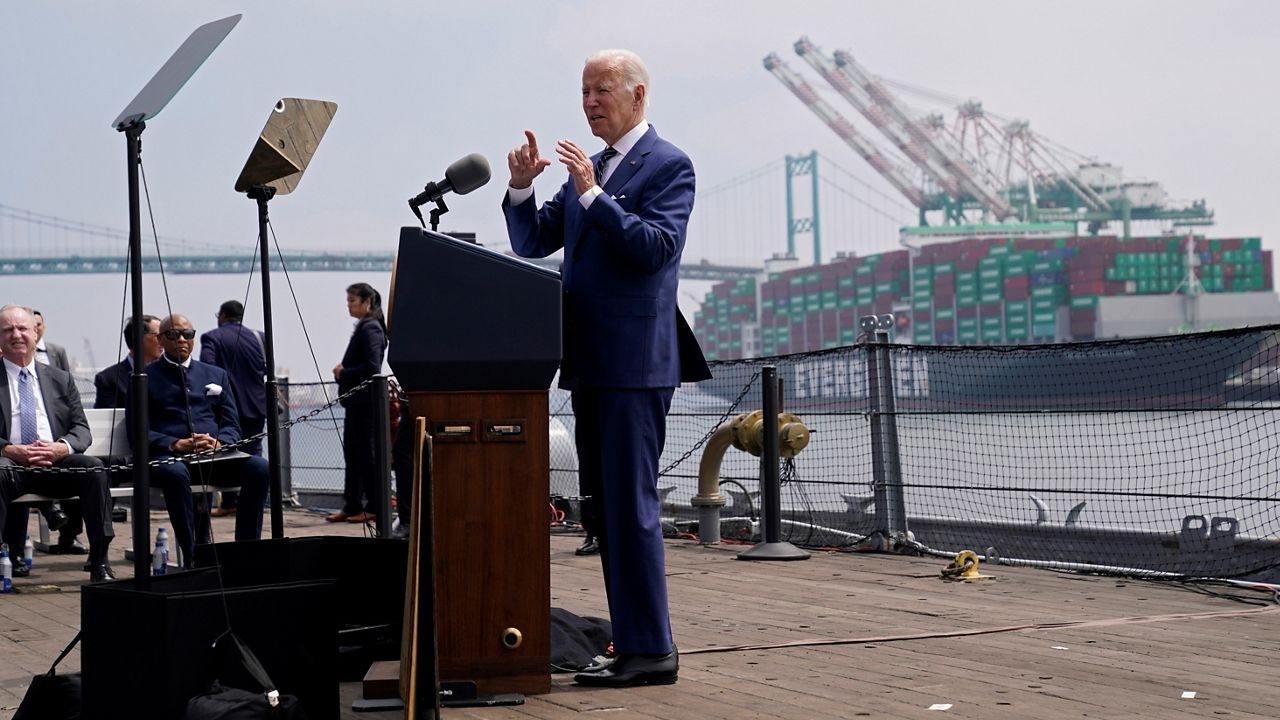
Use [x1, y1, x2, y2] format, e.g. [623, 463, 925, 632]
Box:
[199, 321, 267, 422]
[93, 357, 131, 409]
[337, 317, 386, 407]
[129, 357, 241, 457]
[503, 125, 710, 389]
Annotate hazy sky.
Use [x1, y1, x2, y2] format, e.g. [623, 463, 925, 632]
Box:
[5, 1, 1280, 272]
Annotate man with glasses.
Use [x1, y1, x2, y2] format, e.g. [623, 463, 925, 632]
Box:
[129, 314, 268, 568]
[93, 315, 162, 410]
[0, 304, 115, 582]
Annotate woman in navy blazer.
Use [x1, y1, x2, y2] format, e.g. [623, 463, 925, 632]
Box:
[327, 283, 387, 524]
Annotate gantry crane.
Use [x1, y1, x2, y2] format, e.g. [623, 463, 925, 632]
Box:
[767, 37, 1214, 235]
[763, 53, 926, 210]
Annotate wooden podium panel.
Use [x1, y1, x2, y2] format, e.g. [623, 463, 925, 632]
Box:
[409, 390, 550, 696]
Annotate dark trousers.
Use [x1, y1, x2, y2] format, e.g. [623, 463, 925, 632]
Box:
[0, 454, 114, 561]
[218, 415, 264, 509]
[571, 386, 674, 655]
[342, 405, 380, 516]
[152, 455, 268, 567]
[391, 399, 414, 525]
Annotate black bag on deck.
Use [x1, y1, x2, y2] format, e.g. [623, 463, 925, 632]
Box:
[14, 631, 82, 720]
[185, 633, 307, 720]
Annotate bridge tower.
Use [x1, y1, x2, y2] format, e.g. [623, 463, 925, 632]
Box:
[785, 151, 822, 265]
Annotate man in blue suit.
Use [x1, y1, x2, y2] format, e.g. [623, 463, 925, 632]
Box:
[130, 314, 268, 568]
[503, 48, 710, 688]
[200, 300, 268, 517]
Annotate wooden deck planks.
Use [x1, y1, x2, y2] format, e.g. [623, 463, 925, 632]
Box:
[429, 535, 1280, 720]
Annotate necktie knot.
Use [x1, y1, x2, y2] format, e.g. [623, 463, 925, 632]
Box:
[594, 147, 619, 185]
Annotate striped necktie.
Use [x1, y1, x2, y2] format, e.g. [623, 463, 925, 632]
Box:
[18, 368, 38, 444]
[594, 146, 618, 186]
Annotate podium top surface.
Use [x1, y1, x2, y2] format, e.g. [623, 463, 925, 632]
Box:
[112, 14, 241, 129]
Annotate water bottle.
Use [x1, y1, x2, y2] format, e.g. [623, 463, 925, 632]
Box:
[1, 545, 12, 594]
[153, 528, 170, 576]
[22, 535, 33, 571]
[152, 539, 167, 576]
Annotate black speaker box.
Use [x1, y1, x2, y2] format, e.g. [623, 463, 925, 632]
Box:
[81, 569, 338, 720]
[191, 535, 408, 632]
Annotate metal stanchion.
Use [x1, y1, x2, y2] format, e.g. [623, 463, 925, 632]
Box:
[863, 314, 910, 550]
[372, 375, 393, 537]
[738, 365, 809, 561]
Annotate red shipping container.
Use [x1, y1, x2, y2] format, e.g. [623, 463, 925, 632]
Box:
[1070, 280, 1105, 296]
[934, 318, 956, 331]
[914, 309, 932, 322]
[1014, 237, 1056, 251]
[957, 305, 978, 319]
[1004, 286, 1029, 302]
[1068, 263, 1109, 279]
[1221, 238, 1242, 251]
[1004, 276, 1029, 294]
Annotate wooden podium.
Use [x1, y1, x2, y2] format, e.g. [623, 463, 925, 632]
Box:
[388, 228, 561, 702]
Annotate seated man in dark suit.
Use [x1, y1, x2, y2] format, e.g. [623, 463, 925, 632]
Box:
[129, 313, 267, 568]
[0, 305, 115, 582]
[94, 314, 162, 410]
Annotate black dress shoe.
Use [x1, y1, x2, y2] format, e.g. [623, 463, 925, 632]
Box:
[46, 509, 69, 532]
[575, 537, 599, 556]
[11, 563, 30, 578]
[574, 650, 678, 687]
[54, 538, 88, 555]
[89, 564, 116, 582]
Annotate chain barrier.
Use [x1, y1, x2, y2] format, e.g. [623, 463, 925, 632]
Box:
[659, 369, 760, 478]
[543, 370, 761, 503]
[10, 376, 380, 475]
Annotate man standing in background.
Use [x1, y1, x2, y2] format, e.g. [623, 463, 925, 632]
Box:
[32, 311, 70, 373]
[199, 300, 268, 517]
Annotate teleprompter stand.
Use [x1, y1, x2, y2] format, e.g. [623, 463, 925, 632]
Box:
[108, 12, 241, 589]
[233, 98, 338, 538]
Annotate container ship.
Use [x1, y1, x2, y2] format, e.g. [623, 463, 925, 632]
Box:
[692, 226, 1280, 411]
[697, 227, 1275, 359]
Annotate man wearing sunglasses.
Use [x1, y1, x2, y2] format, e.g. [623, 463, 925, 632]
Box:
[128, 314, 268, 568]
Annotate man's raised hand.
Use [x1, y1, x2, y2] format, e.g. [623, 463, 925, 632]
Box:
[507, 130, 552, 190]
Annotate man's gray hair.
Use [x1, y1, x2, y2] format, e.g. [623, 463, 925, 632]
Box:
[587, 49, 651, 107]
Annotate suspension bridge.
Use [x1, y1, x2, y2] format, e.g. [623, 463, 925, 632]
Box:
[0, 156, 915, 280]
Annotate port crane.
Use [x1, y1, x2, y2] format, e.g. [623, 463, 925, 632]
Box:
[766, 37, 1214, 236]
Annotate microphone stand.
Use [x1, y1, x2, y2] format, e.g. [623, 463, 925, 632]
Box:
[409, 196, 448, 233]
[247, 185, 285, 539]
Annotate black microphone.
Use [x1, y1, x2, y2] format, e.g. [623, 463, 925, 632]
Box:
[409, 153, 491, 209]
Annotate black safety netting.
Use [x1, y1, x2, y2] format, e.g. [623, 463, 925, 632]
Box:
[598, 324, 1280, 580]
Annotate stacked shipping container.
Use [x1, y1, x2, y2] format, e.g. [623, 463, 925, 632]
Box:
[694, 234, 1273, 359]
